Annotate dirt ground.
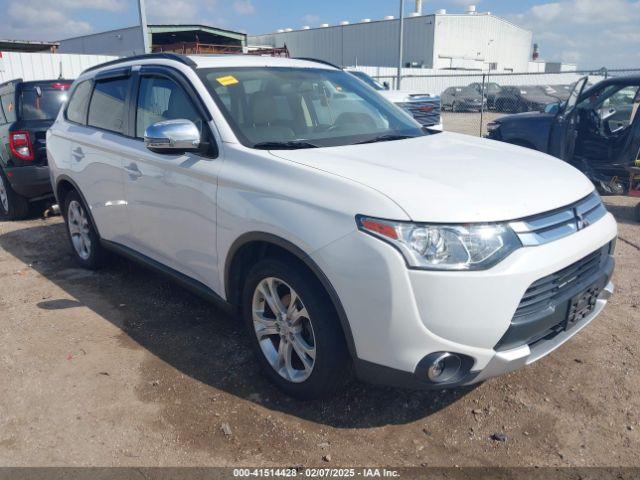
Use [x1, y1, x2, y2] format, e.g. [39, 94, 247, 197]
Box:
[0, 196, 638, 468]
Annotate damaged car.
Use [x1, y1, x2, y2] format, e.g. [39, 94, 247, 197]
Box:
[487, 76, 640, 193]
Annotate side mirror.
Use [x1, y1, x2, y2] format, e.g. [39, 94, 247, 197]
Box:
[383, 81, 390, 90]
[144, 119, 200, 154]
[544, 102, 560, 115]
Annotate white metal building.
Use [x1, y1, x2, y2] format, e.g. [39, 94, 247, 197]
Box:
[248, 5, 532, 72]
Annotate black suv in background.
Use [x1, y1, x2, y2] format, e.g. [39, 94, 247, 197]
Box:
[0, 78, 72, 219]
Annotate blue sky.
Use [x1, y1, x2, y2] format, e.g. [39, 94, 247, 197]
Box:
[1, 0, 639, 69]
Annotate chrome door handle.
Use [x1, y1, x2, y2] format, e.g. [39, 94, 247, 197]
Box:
[125, 162, 142, 180]
[72, 147, 85, 161]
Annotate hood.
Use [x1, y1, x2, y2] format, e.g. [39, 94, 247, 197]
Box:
[496, 111, 555, 124]
[270, 132, 594, 223]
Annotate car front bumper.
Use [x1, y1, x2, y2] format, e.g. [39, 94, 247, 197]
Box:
[310, 212, 617, 389]
[5, 165, 53, 199]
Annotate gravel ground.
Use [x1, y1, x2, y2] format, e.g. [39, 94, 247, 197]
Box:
[0, 195, 638, 467]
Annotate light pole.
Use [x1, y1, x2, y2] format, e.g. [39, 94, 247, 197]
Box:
[396, 0, 405, 90]
[138, 0, 150, 54]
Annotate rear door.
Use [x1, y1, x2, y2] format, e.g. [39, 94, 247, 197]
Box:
[548, 76, 588, 160]
[66, 69, 132, 242]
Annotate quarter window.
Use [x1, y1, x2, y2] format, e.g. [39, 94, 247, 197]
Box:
[135, 76, 203, 138]
[66, 80, 93, 125]
[88, 77, 129, 135]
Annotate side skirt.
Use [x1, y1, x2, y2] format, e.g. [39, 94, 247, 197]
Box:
[100, 239, 234, 314]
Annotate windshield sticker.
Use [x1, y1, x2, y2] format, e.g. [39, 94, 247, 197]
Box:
[217, 75, 239, 86]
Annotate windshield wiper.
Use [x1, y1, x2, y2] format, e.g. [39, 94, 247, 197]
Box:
[355, 134, 417, 144]
[253, 140, 320, 150]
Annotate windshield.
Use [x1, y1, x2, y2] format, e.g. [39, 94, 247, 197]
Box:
[348, 71, 385, 91]
[198, 67, 425, 149]
[19, 84, 71, 120]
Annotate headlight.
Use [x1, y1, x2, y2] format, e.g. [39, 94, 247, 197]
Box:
[486, 121, 501, 132]
[357, 216, 521, 270]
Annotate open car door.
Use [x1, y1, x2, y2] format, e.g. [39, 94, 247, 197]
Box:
[548, 76, 588, 161]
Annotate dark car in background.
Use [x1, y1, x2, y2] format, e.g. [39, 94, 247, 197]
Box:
[441, 86, 486, 112]
[468, 81, 502, 109]
[487, 76, 640, 193]
[0, 78, 72, 219]
[494, 85, 558, 113]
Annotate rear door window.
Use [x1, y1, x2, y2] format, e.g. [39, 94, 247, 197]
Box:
[66, 81, 93, 125]
[88, 77, 129, 135]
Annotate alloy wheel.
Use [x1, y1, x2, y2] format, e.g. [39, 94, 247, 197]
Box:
[252, 277, 316, 383]
[0, 174, 8, 213]
[67, 200, 92, 260]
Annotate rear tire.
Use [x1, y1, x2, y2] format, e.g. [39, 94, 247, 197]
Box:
[0, 169, 30, 220]
[242, 258, 351, 399]
[63, 190, 107, 269]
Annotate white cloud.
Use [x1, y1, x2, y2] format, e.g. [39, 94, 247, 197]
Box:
[58, 0, 128, 12]
[4, 1, 92, 40]
[530, 3, 562, 21]
[507, 0, 640, 68]
[146, 0, 219, 24]
[302, 14, 320, 25]
[233, 0, 255, 15]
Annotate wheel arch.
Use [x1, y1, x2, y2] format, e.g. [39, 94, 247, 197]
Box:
[224, 232, 357, 358]
[54, 175, 102, 237]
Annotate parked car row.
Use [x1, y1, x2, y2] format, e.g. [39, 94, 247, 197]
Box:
[1, 54, 618, 400]
[442, 81, 576, 113]
[487, 75, 640, 194]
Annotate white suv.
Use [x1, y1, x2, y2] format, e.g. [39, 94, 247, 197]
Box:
[47, 54, 617, 399]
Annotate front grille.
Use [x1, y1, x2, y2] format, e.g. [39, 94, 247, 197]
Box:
[509, 192, 607, 246]
[514, 248, 604, 318]
[396, 100, 441, 127]
[495, 242, 613, 351]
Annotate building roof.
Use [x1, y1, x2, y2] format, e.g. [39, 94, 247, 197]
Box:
[0, 39, 59, 53]
[148, 24, 246, 42]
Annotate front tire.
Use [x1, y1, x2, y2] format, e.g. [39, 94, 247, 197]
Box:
[0, 169, 30, 220]
[242, 258, 350, 399]
[63, 191, 106, 269]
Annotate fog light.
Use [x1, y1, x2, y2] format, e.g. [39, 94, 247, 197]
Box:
[426, 352, 462, 383]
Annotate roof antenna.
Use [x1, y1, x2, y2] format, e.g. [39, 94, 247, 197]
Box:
[58, 60, 64, 79]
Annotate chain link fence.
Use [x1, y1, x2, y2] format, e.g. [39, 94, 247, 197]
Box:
[363, 67, 640, 137]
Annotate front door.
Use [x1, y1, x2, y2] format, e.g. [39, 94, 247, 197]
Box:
[122, 68, 222, 292]
[572, 82, 640, 185]
[548, 76, 588, 161]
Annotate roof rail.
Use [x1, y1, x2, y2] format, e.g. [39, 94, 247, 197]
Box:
[82, 53, 198, 75]
[292, 57, 343, 70]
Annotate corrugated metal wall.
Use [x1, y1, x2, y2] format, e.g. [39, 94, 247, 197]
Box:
[0, 52, 117, 83]
[433, 15, 532, 72]
[58, 26, 145, 57]
[249, 13, 531, 71]
[249, 16, 435, 68]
